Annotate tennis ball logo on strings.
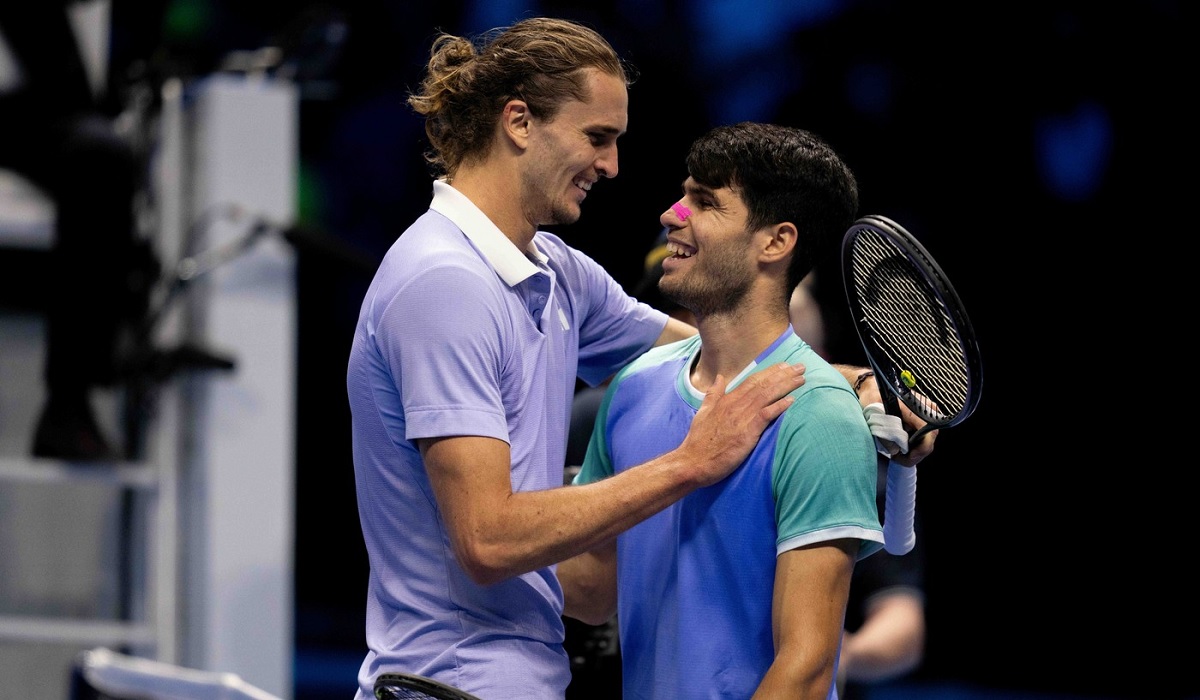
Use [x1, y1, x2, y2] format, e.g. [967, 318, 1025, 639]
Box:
[900, 370, 916, 389]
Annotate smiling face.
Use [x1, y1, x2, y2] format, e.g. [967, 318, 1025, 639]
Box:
[657, 177, 760, 318]
[520, 68, 627, 228]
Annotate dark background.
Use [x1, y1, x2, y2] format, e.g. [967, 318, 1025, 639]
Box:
[130, 1, 1190, 698]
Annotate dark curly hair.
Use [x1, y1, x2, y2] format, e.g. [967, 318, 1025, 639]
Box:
[686, 122, 859, 298]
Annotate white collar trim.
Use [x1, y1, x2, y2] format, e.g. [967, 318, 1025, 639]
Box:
[429, 180, 546, 286]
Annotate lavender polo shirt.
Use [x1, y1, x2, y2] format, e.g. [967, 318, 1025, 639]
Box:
[347, 180, 668, 699]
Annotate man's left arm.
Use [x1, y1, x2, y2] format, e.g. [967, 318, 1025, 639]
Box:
[753, 540, 857, 700]
[833, 363, 936, 466]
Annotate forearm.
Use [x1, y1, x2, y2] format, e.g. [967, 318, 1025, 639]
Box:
[429, 363, 804, 584]
[833, 363, 881, 403]
[502, 451, 707, 569]
[432, 440, 706, 584]
[835, 363, 936, 466]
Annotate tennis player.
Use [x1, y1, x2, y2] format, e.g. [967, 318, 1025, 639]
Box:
[560, 122, 935, 699]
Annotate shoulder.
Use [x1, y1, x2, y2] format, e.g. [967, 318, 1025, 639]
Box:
[766, 337, 856, 399]
[379, 213, 494, 290]
[534, 230, 604, 278]
[772, 347, 870, 435]
[392, 210, 484, 263]
[365, 217, 507, 331]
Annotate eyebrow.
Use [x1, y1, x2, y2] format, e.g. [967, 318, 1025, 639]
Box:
[682, 180, 717, 199]
[588, 124, 624, 137]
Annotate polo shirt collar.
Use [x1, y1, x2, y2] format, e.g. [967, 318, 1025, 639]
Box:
[429, 179, 548, 286]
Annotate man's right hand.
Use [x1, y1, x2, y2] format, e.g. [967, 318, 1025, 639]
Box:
[676, 362, 805, 487]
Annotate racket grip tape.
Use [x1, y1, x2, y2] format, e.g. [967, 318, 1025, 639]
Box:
[882, 461, 916, 555]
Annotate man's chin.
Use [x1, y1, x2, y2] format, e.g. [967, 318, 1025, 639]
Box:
[550, 206, 583, 226]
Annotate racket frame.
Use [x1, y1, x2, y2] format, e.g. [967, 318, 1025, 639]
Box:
[374, 672, 483, 700]
[841, 214, 983, 441]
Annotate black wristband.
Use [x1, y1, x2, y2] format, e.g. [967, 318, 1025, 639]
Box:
[852, 371, 875, 394]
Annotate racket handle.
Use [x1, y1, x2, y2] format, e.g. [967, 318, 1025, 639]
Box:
[882, 460, 916, 555]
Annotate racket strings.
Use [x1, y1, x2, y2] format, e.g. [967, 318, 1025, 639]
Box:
[848, 235, 972, 424]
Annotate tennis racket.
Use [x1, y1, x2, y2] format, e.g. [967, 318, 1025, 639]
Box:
[842, 214, 983, 553]
[374, 673, 483, 700]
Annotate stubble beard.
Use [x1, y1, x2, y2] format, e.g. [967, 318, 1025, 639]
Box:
[549, 197, 582, 226]
[660, 259, 753, 319]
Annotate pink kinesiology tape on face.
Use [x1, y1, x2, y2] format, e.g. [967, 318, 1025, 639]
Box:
[671, 202, 692, 221]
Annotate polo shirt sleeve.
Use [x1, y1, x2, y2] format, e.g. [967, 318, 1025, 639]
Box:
[378, 260, 510, 443]
[564, 245, 668, 387]
[772, 386, 885, 560]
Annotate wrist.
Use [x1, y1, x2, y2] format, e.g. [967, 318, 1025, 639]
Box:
[852, 370, 875, 395]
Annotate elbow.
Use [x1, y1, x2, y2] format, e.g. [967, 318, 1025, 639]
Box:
[455, 548, 513, 586]
[450, 535, 513, 586]
[460, 562, 509, 587]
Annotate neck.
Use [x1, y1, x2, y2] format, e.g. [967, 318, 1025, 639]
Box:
[691, 300, 791, 392]
[450, 163, 536, 249]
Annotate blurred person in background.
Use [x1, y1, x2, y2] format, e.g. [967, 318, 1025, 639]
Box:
[0, 2, 166, 461]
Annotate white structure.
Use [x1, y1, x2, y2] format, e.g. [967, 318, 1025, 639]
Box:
[0, 72, 298, 699]
[162, 72, 299, 698]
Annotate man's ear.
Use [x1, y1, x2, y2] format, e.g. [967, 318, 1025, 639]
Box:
[760, 222, 797, 264]
[501, 99, 532, 149]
